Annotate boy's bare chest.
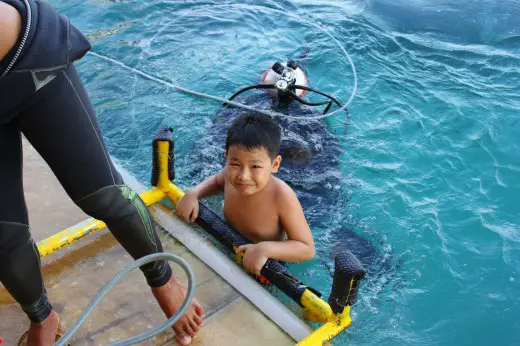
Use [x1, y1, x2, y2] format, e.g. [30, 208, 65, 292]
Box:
[223, 191, 282, 242]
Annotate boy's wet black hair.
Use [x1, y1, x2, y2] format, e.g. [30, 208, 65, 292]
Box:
[225, 113, 281, 160]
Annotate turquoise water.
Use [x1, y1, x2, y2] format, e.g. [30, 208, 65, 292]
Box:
[50, 0, 519, 344]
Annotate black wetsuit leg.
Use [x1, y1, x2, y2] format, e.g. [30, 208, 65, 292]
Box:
[0, 123, 52, 323]
[20, 63, 173, 290]
[0, 63, 173, 322]
[0, 63, 173, 323]
[0, 1, 173, 322]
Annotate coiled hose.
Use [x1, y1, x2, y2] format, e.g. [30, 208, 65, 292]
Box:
[56, 253, 195, 346]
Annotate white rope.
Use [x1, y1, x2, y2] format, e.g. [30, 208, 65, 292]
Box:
[89, 3, 357, 120]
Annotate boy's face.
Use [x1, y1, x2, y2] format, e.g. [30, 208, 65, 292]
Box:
[225, 145, 281, 196]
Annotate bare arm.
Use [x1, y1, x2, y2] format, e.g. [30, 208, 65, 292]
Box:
[258, 239, 315, 263]
[176, 170, 225, 222]
[262, 183, 315, 263]
[0, 2, 22, 61]
[235, 181, 314, 275]
[236, 183, 314, 275]
[186, 170, 225, 198]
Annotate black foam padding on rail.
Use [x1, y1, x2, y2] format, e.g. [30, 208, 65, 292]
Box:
[196, 202, 318, 305]
[151, 127, 175, 187]
[328, 251, 365, 314]
[260, 260, 311, 304]
[196, 202, 249, 249]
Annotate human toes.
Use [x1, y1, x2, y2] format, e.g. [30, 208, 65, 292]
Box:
[193, 300, 205, 317]
[189, 319, 201, 334]
[193, 314, 203, 326]
[175, 329, 192, 346]
[182, 321, 197, 338]
[174, 315, 197, 338]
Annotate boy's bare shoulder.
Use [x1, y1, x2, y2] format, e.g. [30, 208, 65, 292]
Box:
[272, 177, 298, 204]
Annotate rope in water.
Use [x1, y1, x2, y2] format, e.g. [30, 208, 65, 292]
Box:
[88, 4, 357, 121]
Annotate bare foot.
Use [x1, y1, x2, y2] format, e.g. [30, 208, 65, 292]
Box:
[152, 276, 205, 345]
[25, 310, 60, 346]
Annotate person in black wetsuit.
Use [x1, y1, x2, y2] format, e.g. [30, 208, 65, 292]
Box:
[0, 1, 203, 345]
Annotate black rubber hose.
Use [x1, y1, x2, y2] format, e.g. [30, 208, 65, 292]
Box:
[290, 85, 342, 108]
[223, 84, 276, 107]
[287, 89, 332, 107]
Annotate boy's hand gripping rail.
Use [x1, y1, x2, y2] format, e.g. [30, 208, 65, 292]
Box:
[150, 127, 365, 345]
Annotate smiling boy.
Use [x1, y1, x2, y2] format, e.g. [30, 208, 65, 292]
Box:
[176, 113, 315, 275]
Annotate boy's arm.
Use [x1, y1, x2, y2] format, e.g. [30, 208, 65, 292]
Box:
[176, 170, 225, 222]
[235, 183, 314, 275]
[263, 184, 315, 262]
[186, 170, 225, 198]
